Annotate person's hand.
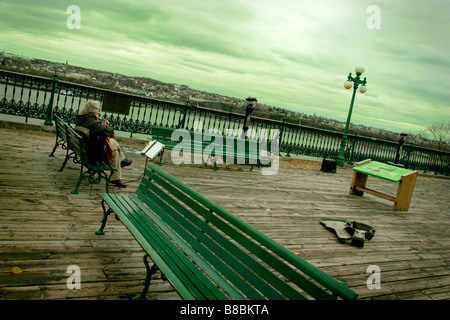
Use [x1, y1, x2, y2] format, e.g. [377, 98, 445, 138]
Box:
[102, 118, 110, 126]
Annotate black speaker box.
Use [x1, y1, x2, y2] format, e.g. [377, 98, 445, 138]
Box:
[321, 159, 337, 173]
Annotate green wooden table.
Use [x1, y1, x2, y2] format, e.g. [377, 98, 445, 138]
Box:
[349, 159, 418, 211]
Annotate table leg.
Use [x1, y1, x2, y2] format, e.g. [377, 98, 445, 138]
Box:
[394, 171, 418, 211]
[349, 171, 368, 196]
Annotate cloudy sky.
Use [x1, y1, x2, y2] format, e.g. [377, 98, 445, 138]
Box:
[1, 0, 449, 134]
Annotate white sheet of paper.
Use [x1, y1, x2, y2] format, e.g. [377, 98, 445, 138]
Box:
[141, 141, 165, 160]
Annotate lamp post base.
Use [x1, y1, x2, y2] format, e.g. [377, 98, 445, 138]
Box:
[336, 138, 347, 167]
[336, 155, 345, 167]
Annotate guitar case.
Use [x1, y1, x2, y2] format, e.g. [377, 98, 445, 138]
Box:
[320, 219, 376, 248]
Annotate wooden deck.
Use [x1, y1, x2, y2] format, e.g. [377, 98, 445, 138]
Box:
[0, 122, 449, 300]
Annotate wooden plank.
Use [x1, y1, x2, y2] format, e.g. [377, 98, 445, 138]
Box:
[0, 125, 449, 300]
[355, 186, 396, 202]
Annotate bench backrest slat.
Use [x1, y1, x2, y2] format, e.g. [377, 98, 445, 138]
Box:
[141, 163, 357, 300]
[132, 188, 244, 299]
[152, 126, 268, 156]
[136, 178, 304, 299]
[54, 115, 67, 141]
[140, 170, 326, 299]
[114, 194, 225, 300]
[101, 193, 198, 299]
[66, 126, 89, 163]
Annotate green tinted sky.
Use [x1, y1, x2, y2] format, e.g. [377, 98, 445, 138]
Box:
[1, 0, 449, 134]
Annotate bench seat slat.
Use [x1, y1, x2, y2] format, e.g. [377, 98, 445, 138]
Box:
[87, 162, 114, 171]
[130, 190, 246, 300]
[100, 194, 197, 299]
[139, 172, 309, 299]
[146, 163, 357, 300]
[117, 195, 224, 300]
[135, 180, 292, 300]
[143, 169, 327, 299]
[102, 193, 225, 300]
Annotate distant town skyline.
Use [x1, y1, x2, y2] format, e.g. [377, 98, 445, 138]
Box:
[1, 0, 449, 135]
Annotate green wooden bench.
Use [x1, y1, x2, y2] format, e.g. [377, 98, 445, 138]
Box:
[95, 162, 358, 300]
[151, 126, 214, 168]
[49, 114, 69, 160]
[221, 136, 273, 171]
[151, 126, 273, 171]
[150, 126, 180, 150]
[49, 115, 116, 194]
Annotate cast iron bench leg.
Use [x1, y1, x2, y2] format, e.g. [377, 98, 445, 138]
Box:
[136, 253, 159, 300]
[71, 165, 87, 194]
[91, 170, 114, 194]
[105, 170, 114, 193]
[58, 149, 73, 172]
[159, 150, 164, 166]
[49, 138, 63, 157]
[95, 199, 112, 235]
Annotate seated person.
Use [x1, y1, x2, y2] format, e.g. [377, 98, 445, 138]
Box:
[74, 100, 132, 188]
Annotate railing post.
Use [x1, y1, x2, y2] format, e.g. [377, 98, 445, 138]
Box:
[178, 97, 190, 129]
[394, 133, 407, 164]
[279, 117, 286, 145]
[44, 71, 58, 126]
[279, 117, 290, 156]
[347, 132, 358, 164]
[388, 133, 408, 168]
[242, 97, 256, 139]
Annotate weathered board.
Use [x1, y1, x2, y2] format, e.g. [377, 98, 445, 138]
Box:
[0, 124, 449, 300]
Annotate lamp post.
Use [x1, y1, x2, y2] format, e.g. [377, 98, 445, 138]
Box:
[336, 66, 368, 167]
[44, 71, 59, 126]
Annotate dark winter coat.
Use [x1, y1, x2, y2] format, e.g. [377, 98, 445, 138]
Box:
[74, 114, 114, 139]
[74, 114, 114, 163]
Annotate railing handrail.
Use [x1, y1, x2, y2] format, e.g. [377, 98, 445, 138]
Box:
[1, 68, 449, 175]
[1, 68, 447, 150]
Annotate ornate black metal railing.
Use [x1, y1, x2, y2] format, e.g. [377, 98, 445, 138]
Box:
[1, 69, 448, 175]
